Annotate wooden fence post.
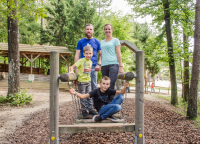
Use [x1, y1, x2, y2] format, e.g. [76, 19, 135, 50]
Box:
[49, 51, 59, 144]
[135, 50, 144, 144]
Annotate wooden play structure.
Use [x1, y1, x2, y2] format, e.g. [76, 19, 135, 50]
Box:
[49, 40, 144, 144]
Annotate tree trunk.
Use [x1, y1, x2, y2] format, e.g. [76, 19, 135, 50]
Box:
[163, 0, 178, 105]
[183, 32, 189, 102]
[7, 0, 20, 95]
[187, 0, 200, 119]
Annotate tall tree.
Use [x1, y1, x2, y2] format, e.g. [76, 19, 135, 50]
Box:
[90, 0, 112, 15]
[124, 0, 197, 105]
[0, 0, 46, 96]
[163, 0, 178, 105]
[187, 0, 200, 119]
[7, 0, 20, 95]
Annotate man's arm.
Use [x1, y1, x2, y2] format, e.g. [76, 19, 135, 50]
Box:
[69, 87, 90, 99]
[116, 81, 130, 95]
[74, 50, 80, 74]
[95, 50, 102, 71]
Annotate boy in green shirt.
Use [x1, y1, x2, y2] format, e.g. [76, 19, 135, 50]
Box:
[69, 46, 97, 118]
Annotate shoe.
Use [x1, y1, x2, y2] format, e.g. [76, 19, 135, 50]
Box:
[89, 109, 98, 115]
[82, 110, 89, 118]
[108, 115, 119, 122]
[93, 115, 102, 122]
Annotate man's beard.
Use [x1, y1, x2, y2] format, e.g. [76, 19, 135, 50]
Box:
[85, 33, 93, 39]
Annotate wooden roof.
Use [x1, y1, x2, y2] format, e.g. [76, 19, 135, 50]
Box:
[0, 42, 73, 56]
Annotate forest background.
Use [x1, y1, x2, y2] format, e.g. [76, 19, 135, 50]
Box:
[0, 0, 199, 120]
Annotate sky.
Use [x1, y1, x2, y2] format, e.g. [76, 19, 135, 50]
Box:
[110, 0, 152, 24]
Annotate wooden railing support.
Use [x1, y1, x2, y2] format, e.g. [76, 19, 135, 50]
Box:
[135, 50, 144, 144]
[49, 51, 59, 144]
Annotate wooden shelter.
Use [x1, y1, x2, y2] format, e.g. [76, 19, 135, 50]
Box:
[0, 42, 72, 74]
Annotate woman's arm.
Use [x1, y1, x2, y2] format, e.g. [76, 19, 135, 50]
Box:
[69, 87, 90, 99]
[116, 45, 124, 74]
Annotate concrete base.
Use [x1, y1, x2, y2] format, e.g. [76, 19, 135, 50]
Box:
[59, 123, 135, 133]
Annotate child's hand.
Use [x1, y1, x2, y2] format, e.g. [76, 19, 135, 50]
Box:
[69, 87, 76, 95]
[124, 81, 130, 88]
[69, 71, 76, 76]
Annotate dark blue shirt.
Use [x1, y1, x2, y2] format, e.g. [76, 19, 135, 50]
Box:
[76, 38, 101, 66]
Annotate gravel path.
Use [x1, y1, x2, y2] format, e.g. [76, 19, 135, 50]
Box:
[0, 89, 200, 143]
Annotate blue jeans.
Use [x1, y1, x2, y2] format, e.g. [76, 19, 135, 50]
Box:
[99, 94, 124, 119]
[90, 66, 97, 90]
[101, 64, 119, 90]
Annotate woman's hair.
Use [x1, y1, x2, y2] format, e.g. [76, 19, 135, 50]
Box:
[104, 23, 113, 30]
[83, 46, 93, 52]
[100, 76, 110, 83]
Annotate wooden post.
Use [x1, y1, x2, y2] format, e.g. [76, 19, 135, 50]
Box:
[30, 54, 33, 74]
[21, 57, 23, 73]
[3, 58, 6, 71]
[49, 51, 59, 144]
[159, 88, 160, 94]
[135, 50, 144, 144]
[38, 57, 40, 74]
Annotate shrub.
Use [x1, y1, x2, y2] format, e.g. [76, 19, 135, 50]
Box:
[0, 96, 6, 103]
[6, 89, 33, 106]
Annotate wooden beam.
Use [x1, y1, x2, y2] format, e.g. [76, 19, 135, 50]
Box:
[76, 119, 124, 123]
[50, 51, 59, 144]
[59, 123, 135, 134]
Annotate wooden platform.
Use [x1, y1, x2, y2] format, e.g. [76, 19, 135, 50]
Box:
[59, 123, 135, 133]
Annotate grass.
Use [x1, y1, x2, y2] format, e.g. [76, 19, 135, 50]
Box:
[154, 94, 200, 128]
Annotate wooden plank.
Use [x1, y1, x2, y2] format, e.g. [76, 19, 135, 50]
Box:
[59, 123, 135, 134]
[76, 119, 124, 123]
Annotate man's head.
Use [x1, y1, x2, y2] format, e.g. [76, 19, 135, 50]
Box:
[83, 46, 93, 60]
[99, 76, 111, 92]
[85, 24, 94, 39]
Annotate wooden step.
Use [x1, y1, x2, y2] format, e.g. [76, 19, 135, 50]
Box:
[76, 118, 124, 123]
[59, 123, 135, 133]
[78, 113, 122, 119]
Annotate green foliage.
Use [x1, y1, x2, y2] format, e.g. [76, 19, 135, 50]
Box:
[97, 71, 102, 83]
[0, 95, 6, 103]
[90, 0, 112, 15]
[6, 89, 33, 106]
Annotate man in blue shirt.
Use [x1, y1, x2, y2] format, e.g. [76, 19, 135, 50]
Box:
[74, 23, 102, 118]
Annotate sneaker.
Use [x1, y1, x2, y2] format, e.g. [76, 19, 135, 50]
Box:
[82, 110, 89, 118]
[89, 109, 98, 115]
[108, 115, 119, 122]
[93, 115, 102, 122]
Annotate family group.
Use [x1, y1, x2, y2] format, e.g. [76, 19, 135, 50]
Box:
[69, 23, 130, 122]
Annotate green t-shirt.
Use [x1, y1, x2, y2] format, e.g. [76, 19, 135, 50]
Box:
[75, 58, 92, 83]
[101, 38, 121, 66]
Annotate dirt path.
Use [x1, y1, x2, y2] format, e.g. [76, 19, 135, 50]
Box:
[0, 89, 72, 143]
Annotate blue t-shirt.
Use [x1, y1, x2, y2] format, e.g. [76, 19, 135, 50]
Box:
[100, 38, 121, 66]
[76, 38, 101, 66]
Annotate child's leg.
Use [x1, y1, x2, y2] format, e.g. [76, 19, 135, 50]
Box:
[110, 94, 124, 105]
[85, 82, 93, 111]
[98, 94, 124, 119]
[99, 104, 121, 119]
[78, 82, 88, 111]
